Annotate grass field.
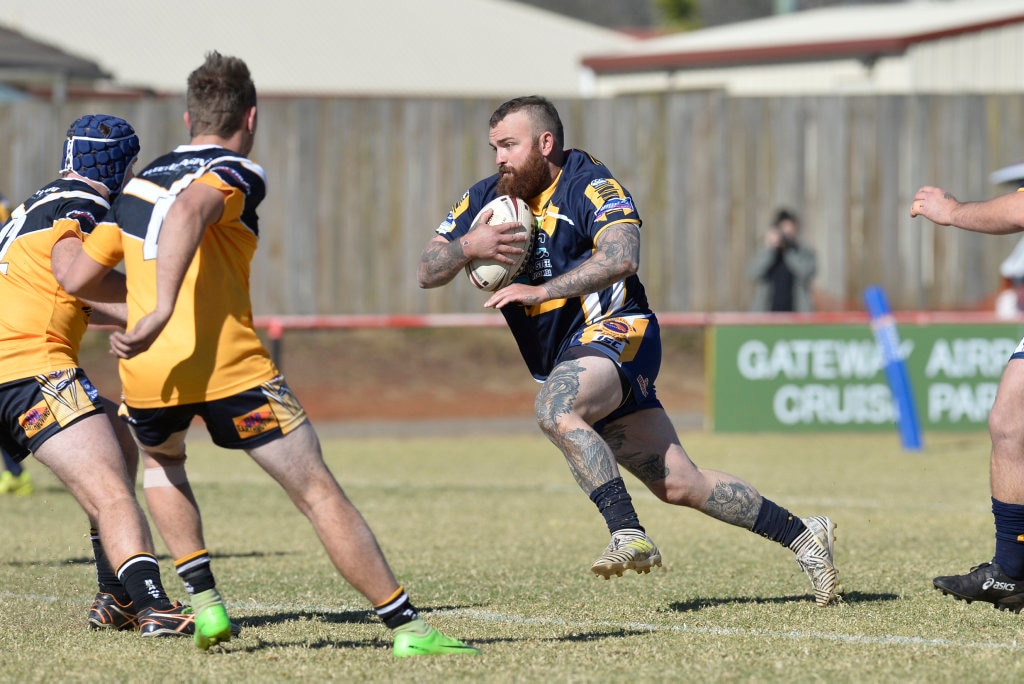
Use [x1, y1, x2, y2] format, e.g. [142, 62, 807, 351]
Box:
[2, 427, 1022, 683]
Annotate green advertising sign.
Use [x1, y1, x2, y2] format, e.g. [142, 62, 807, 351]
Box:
[711, 323, 1024, 432]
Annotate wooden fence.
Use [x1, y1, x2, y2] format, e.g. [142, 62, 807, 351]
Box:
[1, 91, 1021, 315]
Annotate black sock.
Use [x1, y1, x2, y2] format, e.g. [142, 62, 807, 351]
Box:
[90, 529, 129, 603]
[751, 498, 804, 547]
[174, 550, 217, 596]
[589, 477, 643, 534]
[374, 587, 418, 630]
[116, 554, 172, 612]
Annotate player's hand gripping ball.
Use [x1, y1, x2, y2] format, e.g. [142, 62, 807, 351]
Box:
[464, 195, 535, 291]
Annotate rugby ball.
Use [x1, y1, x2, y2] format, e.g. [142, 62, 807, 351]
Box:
[464, 195, 535, 292]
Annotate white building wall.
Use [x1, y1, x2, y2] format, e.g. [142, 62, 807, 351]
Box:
[909, 24, 1024, 93]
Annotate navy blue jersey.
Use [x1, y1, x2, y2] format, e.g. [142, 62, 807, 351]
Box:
[437, 149, 652, 380]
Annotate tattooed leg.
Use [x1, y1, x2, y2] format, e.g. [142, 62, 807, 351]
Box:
[701, 476, 762, 528]
[603, 408, 764, 529]
[535, 357, 624, 493]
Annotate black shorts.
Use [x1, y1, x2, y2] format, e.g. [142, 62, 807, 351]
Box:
[120, 375, 307, 450]
[0, 368, 105, 462]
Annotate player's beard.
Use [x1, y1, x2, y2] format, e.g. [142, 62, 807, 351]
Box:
[497, 143, 551, 201]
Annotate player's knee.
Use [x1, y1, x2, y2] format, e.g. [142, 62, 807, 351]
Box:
[988, 404, 1022, 446]
[660, 478, 700, 506]
[534, 395, 566, 438]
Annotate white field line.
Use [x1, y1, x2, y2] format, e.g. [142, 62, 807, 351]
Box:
[4, 592, 1022, 652]
[439, 607, 1024, 651]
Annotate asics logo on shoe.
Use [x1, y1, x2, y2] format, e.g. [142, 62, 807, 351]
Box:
[983, 578, 1016, 591]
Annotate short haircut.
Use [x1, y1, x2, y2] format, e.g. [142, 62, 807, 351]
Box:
[186, 51, 257, 138]
[773, 208, 799, 227]
[490, 95, 564, 149]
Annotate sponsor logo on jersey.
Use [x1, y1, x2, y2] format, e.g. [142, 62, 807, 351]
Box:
[233, 404, 280, 437]
[212, 165, 252, 193]
[79, 375, 100, 401]
[602, 320, 630, 334]
[437, 212, 456, 234]
[67, 209, 98, 231]
[437, 191, 471, 235]
[142, 156, 210, 177]
[636, 374, 651, 398]
[33, 185, 62, 198]
[595, 197, 636, 222]
[20, 401, 54, 438]
[544, 209, 574, 226]
[48, 370, 71, 391]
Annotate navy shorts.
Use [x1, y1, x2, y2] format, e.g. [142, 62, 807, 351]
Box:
[557, 313, 664, 430]
[0, 368, 104, 462]
[121, 375, 308, 450]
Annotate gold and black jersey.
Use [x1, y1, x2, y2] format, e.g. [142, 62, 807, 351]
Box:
[83, 144, 276, 408]
[0, 179, 109, 384]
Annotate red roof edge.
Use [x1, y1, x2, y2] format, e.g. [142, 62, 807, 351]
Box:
[583, 12, 1024, 74]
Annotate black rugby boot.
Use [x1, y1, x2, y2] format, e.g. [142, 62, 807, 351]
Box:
[933, 561, 1024, 613]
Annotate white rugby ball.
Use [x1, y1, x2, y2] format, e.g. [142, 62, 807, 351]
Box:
[464, 195, 535, 292]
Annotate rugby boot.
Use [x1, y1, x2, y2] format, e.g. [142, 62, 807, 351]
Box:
[193, 603, 233, 650]
[138, 602, 195, 638]
[791, 516, 842, 606]
[590, 528, 662, 579]
[87, 592, 138, 631]
[0, 470, 33, 495]
[934, 561, 1024, 613]
[393, 625, 481, 657]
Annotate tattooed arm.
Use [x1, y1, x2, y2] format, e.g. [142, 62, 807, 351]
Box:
[484, 221, 640, 309]
[417, 211, 529, 289]
[417, 234, 471, 288]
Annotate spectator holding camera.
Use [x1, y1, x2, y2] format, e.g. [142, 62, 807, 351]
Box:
[748, 207, 817, 312]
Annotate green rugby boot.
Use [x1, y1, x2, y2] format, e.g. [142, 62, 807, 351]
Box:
[393, 625, 480, 657]
[193, 604, 233, 650]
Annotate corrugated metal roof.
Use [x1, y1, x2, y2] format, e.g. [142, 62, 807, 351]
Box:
[583, 0, 1024, 73]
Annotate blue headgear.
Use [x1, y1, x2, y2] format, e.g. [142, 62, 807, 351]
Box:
[60, 114, 141, 194]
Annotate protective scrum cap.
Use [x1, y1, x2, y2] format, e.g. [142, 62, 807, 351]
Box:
[60, 114, 141, 193]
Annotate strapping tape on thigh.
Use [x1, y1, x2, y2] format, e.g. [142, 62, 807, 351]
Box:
[143, 463, 188, 488]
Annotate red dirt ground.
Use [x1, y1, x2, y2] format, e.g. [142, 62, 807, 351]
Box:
[79, 327, 706, 422]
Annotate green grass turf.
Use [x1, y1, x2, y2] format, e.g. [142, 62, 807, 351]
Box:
[2, 429, 1021, 683]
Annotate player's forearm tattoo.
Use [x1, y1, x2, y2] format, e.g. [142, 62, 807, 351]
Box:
[420, 239, 467, 282]
[601, 423, 668, 484]
[543, 224, 640, 300]
[703, 480, 761, 528]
